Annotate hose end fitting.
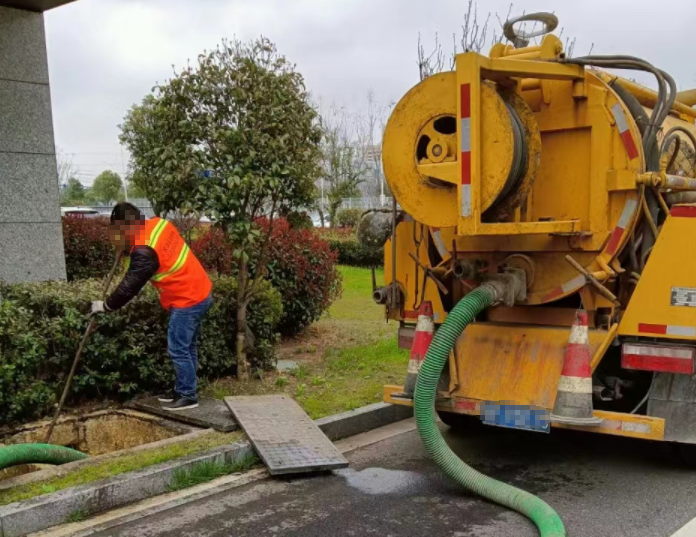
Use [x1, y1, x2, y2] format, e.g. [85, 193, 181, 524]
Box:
[481, 267, 527, 307]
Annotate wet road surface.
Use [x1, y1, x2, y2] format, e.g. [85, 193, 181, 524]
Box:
[94, 420, 696, 537]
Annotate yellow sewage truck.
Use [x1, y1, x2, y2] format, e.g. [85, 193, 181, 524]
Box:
[359, 12, 696, 463]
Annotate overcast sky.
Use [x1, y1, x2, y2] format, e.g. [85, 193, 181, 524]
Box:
[44, 0, 696, 186]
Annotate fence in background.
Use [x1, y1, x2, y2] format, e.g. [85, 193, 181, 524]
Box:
[62, 197, 394, 219]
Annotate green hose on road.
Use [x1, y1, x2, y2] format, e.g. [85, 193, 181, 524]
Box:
[0, 444, 87, 471]
[413, 286, 566, 537]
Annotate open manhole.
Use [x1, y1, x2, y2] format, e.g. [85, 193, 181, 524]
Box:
[0, 409, 195, 482]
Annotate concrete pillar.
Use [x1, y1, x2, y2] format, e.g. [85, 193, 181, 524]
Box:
[0, 5, 66, 282]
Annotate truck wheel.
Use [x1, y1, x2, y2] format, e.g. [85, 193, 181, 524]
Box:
[437, 410, 482, 431]
[674, 443, 696, 468]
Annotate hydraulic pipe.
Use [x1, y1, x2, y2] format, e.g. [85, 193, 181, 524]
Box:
[665, 191, 696, 204]
[677, 89, 696, 107]
[598, 73, 696, 119]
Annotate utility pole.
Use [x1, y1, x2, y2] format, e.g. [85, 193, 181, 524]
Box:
[120, 146, 128, 201]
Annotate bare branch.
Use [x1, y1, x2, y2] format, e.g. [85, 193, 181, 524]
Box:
[56, 149, 81, 186]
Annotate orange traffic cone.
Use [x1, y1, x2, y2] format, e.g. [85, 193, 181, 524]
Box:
[402, 301, 434, 398]
[550, 310, 603, 426]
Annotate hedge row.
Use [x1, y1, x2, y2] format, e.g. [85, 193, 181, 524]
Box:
[316, 228, 383, 268]
[0, 276, 281, 425]
[61, 216, 341, 337]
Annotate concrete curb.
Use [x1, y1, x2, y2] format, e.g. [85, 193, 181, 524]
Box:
[0, 441, 254, 537]
[316, 402, 414, 441]
[0, 402, 413, 537]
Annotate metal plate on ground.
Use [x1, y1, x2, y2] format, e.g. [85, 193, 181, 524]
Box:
[224, 395, 348, 475]
[129, 396, 239, 432]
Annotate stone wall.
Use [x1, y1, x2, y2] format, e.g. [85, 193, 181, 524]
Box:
[0, 5, 66, 282]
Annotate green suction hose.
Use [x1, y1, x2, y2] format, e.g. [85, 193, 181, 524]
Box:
[0, 444, 88, 471]
[413, 285, 566, 537]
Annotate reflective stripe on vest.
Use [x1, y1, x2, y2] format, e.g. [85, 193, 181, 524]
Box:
[152, 243, 190, 282]
[149, 219, 168, 249]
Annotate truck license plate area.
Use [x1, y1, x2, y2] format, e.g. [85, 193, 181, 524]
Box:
[481, 402, 550, 433]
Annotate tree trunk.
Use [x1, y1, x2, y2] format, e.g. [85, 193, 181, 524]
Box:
[318, 207, 326, 228]
[236, 257, 250, 381]
[328, 203, 340, 228]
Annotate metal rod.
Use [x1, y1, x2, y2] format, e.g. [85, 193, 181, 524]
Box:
[565, 255, 620, 306]
[44, 251, 124, 444]
[408, 251, 450, 295]
[641, 193, 660, 239]
[653, 187, 670, 217]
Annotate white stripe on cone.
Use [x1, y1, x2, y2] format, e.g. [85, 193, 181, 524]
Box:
[569, 324, 589, 345]
[557, 376, 593, 394]
[415, 315, 434, 334]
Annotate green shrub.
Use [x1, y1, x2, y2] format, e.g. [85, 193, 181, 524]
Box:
[284, 210, 314, 230]
[335, 208, 362, 228]
[0, 276, 281, 426]
[316, 228, 383, 268]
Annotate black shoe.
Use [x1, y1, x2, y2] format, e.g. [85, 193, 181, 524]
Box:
[157, 391, 175, 403]
[164, 396, 199, 411]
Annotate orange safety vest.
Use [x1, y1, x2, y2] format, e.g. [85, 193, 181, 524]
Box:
[131, 217, 212, 310]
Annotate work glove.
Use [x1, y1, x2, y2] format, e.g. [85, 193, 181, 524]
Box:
[90, 300, 109, 316]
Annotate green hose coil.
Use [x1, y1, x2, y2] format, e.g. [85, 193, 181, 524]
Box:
[0, 444, 88, 471]
[413, 286, 566, 537]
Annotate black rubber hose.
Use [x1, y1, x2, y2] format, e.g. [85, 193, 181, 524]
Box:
[564, 56, 669, 153]
[607, 79, 660, 169]
[662, 126, 696, 171]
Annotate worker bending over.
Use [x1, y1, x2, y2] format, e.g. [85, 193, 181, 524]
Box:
[91, 202, 212, 410]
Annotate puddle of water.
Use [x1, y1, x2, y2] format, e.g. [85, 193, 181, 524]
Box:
[335, 467, 425, 495]
[0, 410, 191, 481]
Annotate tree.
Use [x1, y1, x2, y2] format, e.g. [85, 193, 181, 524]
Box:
[360, 90, 393, 202]
[120, 37, 322, 379]
[92, 170, 124, 204]
[319, 106, 372, 227]
[60, 177, 86, 206]
[125, 175, 147, 200]
[417, 0, 509, 81]
[56, 149, 81, 188]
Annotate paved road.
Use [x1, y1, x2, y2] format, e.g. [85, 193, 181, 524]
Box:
[95, 421, 696, 537]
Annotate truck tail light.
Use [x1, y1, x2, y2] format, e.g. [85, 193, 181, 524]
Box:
[622, 343, 695, 375]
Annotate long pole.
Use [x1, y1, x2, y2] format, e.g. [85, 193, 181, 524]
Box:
[44, 251, 124, 444]
[120, 147, 128, 201]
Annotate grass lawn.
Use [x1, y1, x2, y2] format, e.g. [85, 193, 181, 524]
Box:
[205, 266, 408, 418]
[0, 431, 242, 507]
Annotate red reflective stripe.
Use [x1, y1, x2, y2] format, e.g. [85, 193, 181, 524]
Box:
[638, 323, 667, 335]
[460, 84, 471, 118]
[620, 130, 639, 160]
[561, 344, 592, 377]
[455, 400, 477, 411]
[542, 287, 564, 302]
[622, 353, 694, 374]
[461, 152, 471, 185]
[605, 227, 624, 255]
[671, 206, 696, 218]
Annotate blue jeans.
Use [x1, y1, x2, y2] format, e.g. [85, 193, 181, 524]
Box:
[167, 295, 213, 399]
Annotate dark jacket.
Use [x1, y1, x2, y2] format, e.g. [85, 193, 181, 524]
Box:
[105, 246, 159, 311]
